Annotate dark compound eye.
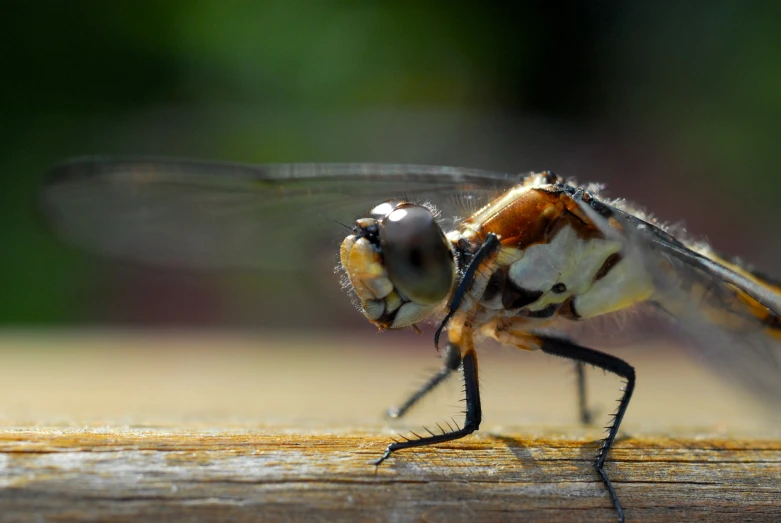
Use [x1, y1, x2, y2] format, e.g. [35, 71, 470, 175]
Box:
[379, 204, 454, 305]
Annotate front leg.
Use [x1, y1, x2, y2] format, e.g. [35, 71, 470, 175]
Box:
[374, 326, 481, 466]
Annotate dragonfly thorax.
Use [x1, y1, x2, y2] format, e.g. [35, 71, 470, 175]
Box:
[340, 201, 456, 329]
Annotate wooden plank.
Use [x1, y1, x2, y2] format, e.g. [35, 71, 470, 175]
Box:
[3, 429, 781, 522]
[1, 332, 780, 522]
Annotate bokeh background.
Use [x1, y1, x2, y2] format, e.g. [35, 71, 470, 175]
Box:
[3, 1, 781, 331]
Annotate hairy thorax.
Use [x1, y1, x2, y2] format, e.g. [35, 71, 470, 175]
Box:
[449, 180, 655, 338]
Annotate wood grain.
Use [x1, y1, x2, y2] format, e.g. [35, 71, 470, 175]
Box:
[3, 429, 781, 523]
[1, 332, 780, 522]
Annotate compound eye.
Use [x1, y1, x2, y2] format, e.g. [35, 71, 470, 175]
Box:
[379, 205, 454, 305]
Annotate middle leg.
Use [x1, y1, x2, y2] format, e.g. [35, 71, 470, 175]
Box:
[387, 342, 462, 419]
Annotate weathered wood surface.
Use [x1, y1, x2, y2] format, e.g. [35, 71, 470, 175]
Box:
[1, 332, 781, 522]
[3, 429, 781, 523]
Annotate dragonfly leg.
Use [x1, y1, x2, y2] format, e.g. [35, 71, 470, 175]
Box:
[575, 361, 593, 425]
[374, 343, 481, 466]
[539, 335, 635, 523]
[488, 320, 594, 425]
[386, 342, 462, 419]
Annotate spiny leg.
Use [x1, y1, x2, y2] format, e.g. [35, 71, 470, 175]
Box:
[489, 320, 592, 425]
[387, 342, 462, 419]
[540, 336, 635, 523]
[374, 344, 481, 466]
[378, 234, 496, 459]
[575, 361, 593, 425]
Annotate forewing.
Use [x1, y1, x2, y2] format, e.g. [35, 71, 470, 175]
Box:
[41, 157, 519, 271]
[582, 194, 781, 401]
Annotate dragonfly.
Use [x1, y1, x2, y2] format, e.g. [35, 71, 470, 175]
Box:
[41, 157, 781, 523]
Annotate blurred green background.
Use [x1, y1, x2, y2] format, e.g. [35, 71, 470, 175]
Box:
[3, 1, 781, 329]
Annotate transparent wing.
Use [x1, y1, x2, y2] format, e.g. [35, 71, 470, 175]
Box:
[583, 195, 781, 401]
[41, 157, 520, 271]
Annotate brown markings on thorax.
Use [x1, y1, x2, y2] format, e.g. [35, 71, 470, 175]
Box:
[558, 296, 581, 320]
[461, 186, 604, 250]
[465, 184, 612, 319]
[482, 266, 544, 310]
[595, 252, 623, 281]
